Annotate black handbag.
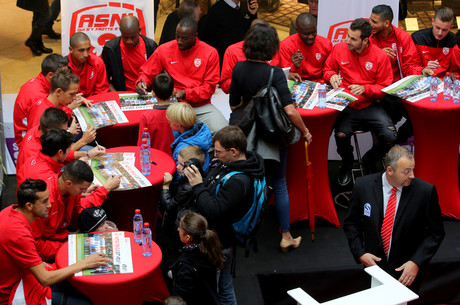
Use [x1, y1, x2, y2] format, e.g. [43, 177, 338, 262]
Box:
[252, 68, 300, 144]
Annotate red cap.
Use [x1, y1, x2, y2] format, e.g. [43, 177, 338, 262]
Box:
[432, 73, 437, 77]
[144, 127, 148, 131]
[446, 72, 451, 76]
[144, 222, 149, 228]
[135, 209, 141, 214]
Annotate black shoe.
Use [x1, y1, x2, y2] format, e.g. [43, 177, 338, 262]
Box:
[43, 29, 61, 39]
[338, 166, 352, 186]
[38, 42, 53, 54]
[25, 39, 42, 56]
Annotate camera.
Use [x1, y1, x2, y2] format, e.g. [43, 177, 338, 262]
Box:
[184, 158, 202, 174]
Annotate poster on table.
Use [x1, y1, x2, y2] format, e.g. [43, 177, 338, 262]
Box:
[317, 0, 399, 46]
[382, 75, 443, 102]
[73, 100, 129, 131]
[61, 0, 155, 56]
[68, 232, 133, 276]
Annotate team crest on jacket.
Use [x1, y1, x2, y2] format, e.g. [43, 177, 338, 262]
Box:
[90, 71, 94, 79]
[365, 62, 373, 71]
[443, 47, 449, 55]
[194, 58, 201, 67]
[316, 53, 321, 60]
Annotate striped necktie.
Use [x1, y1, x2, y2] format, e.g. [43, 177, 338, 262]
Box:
[381, 187, 397, 257]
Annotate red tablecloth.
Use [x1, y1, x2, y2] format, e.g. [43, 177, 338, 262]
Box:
[55, 231, 170, 305]
[286, 107, 340, 227]
[89, 91, 144, 148]
[403, 96, 460, 219]
[101, 146, 176, 235]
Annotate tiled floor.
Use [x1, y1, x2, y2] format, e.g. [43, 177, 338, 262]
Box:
[1, 0, 458, 95]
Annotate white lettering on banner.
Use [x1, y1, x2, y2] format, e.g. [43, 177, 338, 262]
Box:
[62, 0, 154, 56]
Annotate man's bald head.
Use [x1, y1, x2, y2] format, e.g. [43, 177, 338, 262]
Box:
[120, 15, 141, 47]
[69, 32, 90, 48]
[296, 12, 316, 29]
[120, 15, 140, 32]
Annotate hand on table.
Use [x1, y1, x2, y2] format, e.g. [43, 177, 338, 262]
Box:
[330, 74, 342, 89]
[396, 260, 419, 286]
[348, 84, 364, 96]
[359, 253, 382, 267]
[136, 80, 148, 95]
[422, 67, 434, 76]
[184, 164, 202, 187]
[82, 252, 111, 269]
[104, 174, 122, 192]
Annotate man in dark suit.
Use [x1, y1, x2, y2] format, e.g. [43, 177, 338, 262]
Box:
[343, 145, 444, 288]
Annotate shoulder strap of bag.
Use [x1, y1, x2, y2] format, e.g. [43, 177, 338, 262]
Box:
[215, 171, 243, 194]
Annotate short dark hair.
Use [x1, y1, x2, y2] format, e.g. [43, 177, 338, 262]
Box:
[41, 54, 69, 76]
[40, 128, 73, 157]
[213, 126, 247, 153]
[50, 68, 80, 93]
[372, 4, 393, 22]
[178, 17, 198, 33]
[178, 0, 199, 19]
[17, 179, 47, 207]
[61, 160, 94, 184]
[434, 6, 454, 23]
[153, 73, 174, 100]
[295, 12, 317, 28]
[70, 32, 90, 48]
[243, 23, 279, 61]
[39, 108, 69, 132]
[350, 18, 372, 40]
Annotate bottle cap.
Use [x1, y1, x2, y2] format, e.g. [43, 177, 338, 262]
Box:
[432, 73, 437, 77]
[135, 209, 141, 214]
[144, 222, 149, 228]
[446, 72, 451, 76]
[144, 127, 148, 131]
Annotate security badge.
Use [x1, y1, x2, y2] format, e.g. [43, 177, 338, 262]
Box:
[364, 203, 371, 217]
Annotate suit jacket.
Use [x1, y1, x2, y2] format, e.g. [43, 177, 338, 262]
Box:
[343, 173, 445, 276]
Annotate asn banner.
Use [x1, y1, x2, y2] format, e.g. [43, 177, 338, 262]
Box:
[317, 0, 398, 46]
[61, 0, 154, 56]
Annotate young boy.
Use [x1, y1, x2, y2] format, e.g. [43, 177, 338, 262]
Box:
[166, 102, 212, 172]
[138, 73, 175, 155]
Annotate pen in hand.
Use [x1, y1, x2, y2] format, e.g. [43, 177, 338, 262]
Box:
[95, 140, 102, 151]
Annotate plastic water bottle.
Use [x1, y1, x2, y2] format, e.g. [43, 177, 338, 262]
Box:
[453, 73, 460, 103]
[140, 144, 151, 175]
[443, 72, 452, 100]
[318, 81, 326, 109]
[142, 222, 152, 257]
[430, 74, 438, 101]
[133, 209, 143, 243]
[141, 128, 151, 148]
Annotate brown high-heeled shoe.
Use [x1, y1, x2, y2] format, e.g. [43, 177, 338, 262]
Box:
[280, 236, 302, 253]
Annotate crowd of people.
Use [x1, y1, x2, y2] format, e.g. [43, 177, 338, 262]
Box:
[2, 1, 458, 304]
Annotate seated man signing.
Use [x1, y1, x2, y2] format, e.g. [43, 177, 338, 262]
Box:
[279, 12, 332, 82]
[0, 179, 109, 305]
[323, 18, 396, 186]
[32, 160, 120, 260]
[101, 15, 157, 92]
[136, 17, 228, 136]
[68, 32, 109, 97]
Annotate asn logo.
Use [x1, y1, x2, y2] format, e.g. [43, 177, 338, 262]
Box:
[327, 20, 353, 46]
[70, 3, 147, 55]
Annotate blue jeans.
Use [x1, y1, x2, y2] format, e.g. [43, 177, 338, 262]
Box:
[217, 247, 237, 305]
[266, 147, 290, 232]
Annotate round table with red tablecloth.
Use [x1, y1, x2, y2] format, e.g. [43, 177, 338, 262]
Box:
[55, 231, 170, 305]
[403, 96, 460, 219]
[101, 146, 176, 236]
[88, 92, 143, 148]
[286, 107, 340, 228]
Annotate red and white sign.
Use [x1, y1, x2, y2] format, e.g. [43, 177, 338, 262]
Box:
[317, 0, 399, 46]
[61, 0, 154, 56]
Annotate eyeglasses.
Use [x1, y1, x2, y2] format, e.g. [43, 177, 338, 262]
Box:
[214, 148, 231, 156]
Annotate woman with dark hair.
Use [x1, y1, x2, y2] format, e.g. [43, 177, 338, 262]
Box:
[169, 212, 222, 305]
[229, 23, 313, 252]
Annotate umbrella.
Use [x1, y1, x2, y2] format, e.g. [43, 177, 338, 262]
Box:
[304, 141, 315, 241]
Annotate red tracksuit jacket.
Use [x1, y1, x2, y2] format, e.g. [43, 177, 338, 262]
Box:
[68, 54, 109, 98]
